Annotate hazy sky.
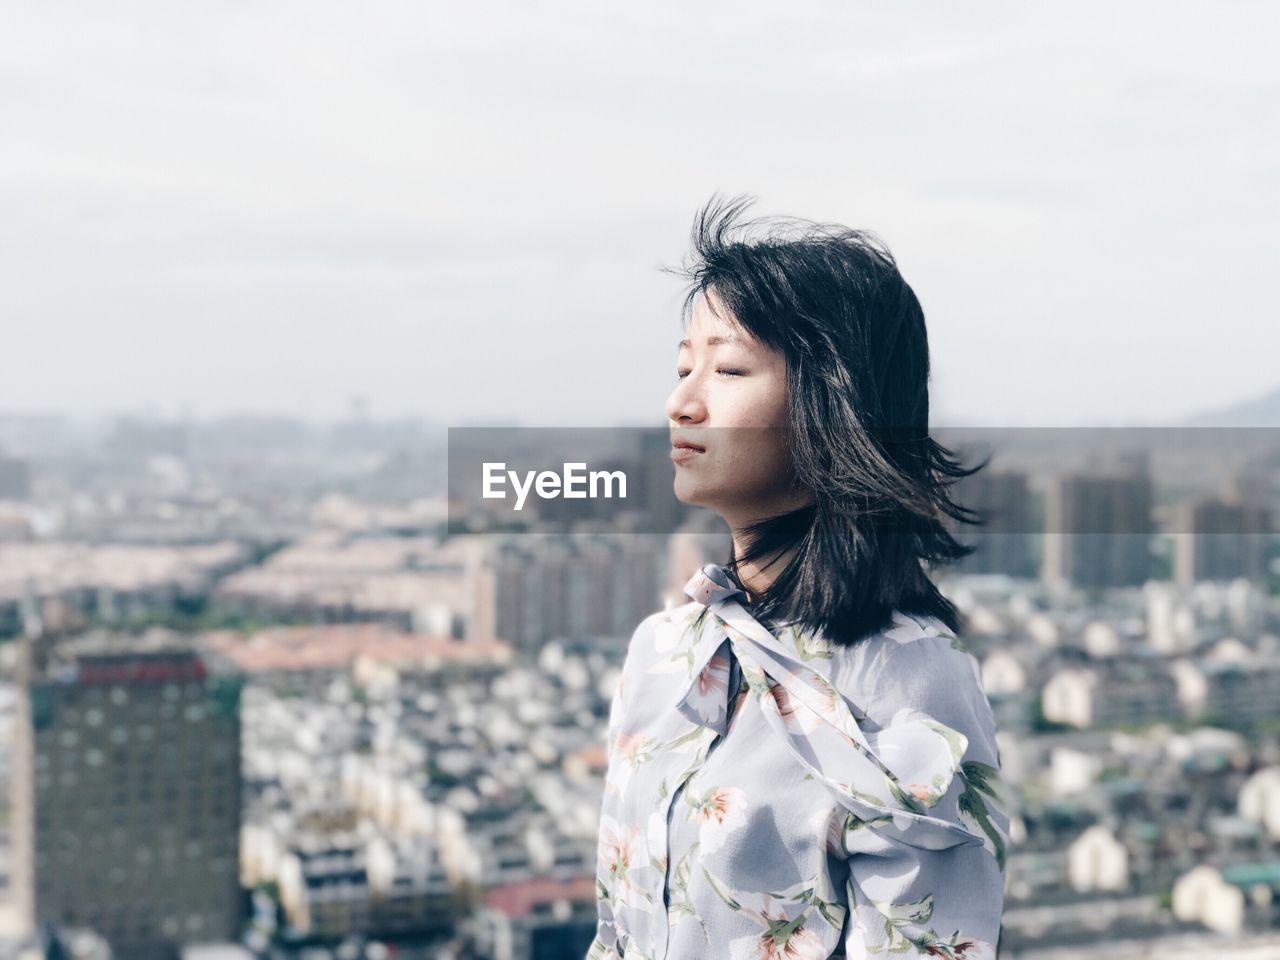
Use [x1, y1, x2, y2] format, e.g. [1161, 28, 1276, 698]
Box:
[3, 2, 1277, 428]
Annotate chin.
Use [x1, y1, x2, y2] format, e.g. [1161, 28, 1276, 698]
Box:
[671, 480, 705, 507]
[673, 480, 742, 517]
[672, 478, 721, 509]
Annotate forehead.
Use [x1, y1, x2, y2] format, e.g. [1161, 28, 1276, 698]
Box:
[681, 291, 755, 348]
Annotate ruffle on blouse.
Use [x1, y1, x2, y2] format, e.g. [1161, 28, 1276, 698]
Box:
[677, 563, 988, 854]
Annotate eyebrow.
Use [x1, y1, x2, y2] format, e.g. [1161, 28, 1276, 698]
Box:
[678, 334, 740, 349]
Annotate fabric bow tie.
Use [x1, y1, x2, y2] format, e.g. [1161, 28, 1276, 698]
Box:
[671, 562, 987, 853]
[676, 563, 832, 740]
[683, 562, 747, 607]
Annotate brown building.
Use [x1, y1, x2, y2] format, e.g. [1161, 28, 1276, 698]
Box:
[471, 535, 664, 653]
[0, 450, 31, 501]
[950, 468, 1036, 578]
[10, 633, 243, 958]
[1173, 495, 1273, 585]
[1043, 459, 1154, 589]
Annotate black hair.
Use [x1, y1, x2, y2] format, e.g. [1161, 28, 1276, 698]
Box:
[668, 194, 989, 647]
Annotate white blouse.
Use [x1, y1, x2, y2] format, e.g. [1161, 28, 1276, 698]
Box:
[587, 563, 1011, 959]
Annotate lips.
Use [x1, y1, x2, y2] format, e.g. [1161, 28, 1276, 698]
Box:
[670, 436, 707, 465]
[670, 435, 706, 452]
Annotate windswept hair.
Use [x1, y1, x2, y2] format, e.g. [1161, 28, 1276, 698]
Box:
[667, 194, 989, 646]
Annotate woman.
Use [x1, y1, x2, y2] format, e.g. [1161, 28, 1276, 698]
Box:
[588, 197, 1010, 960]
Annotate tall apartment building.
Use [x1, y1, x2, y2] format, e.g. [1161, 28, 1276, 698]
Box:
[471, 535, 664, 652]
[1172, 495, 1273, 585]
[10, 633, 243, 958]
[0, 448, 31, 500]
[1043, 458, 1154, 589]
[950, 468, 1036, 578]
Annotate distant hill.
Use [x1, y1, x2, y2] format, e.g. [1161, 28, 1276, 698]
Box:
[1180, 385, 1280, 427]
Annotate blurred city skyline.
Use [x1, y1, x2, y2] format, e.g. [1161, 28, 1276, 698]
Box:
[4, 2, 1280, 428]
[4, 4, 1280, 957]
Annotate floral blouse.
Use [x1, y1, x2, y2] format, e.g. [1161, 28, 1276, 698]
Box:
[587, 563, 1010, 960]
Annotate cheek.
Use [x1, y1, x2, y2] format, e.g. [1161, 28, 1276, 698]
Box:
[723, 430, 794, 490]
[712, 379, 793, 485]
[716, 377, 788, 429]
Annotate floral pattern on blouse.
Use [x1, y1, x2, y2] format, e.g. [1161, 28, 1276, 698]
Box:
[587, 563, 1011, 960]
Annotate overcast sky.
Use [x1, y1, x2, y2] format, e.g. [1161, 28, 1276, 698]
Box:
[3, 1, 1277, 428]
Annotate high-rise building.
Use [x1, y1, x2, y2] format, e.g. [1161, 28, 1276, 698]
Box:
[10, 633, 243, 958]
[1173, 495, 1273, 585]
[1043, 457, 1154, 589]
[0, 449, 31, 500]
[950, 468, 1036, 578]
[471, 535, 664, 652]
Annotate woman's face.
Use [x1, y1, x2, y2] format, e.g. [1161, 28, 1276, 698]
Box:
[665, 290, 811, 529]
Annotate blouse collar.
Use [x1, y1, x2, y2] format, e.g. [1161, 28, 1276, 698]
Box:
[682, 561, 746, 607]
[674, 562, 986, 854]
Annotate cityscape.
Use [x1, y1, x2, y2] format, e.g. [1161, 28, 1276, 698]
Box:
[6, 3, 1279, 958]
[0, 409, 1276, 959]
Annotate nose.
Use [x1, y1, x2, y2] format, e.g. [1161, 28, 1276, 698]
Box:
[665, 373, 707, 425]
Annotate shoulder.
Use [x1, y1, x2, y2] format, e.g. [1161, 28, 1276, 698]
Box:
[624, 602, 705, 661]
[868, 610, 984, 701]
[829, 611, 997, 754]
[614, 602, 706, 692]
[606, 602, 710, 736]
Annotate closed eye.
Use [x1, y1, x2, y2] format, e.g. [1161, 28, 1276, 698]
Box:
[676, 367, 747, 380]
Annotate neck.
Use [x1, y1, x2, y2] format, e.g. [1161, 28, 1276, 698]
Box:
[721, 490, 815, 601]
[729, 533, 798, 600]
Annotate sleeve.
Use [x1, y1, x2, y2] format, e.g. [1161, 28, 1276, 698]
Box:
[586, 664, 627, 959]
[837, 632, 1010, 960]
[586, 904, 622, 960]
[586, 612, 657, 960]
